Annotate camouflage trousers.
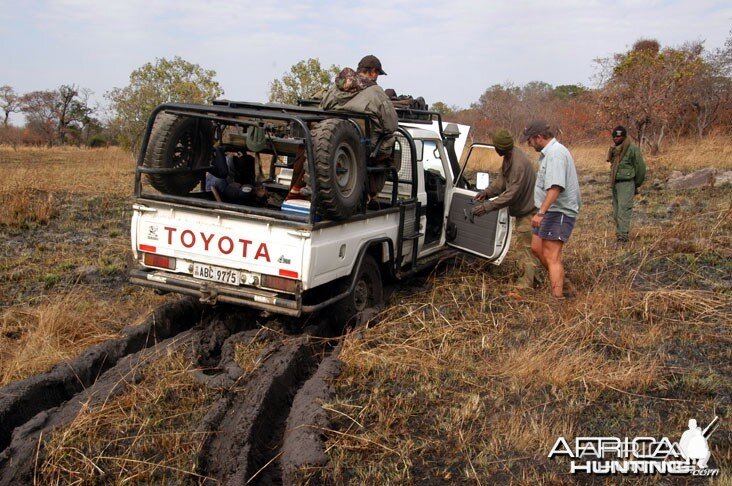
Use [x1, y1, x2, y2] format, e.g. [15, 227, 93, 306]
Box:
[612, 180, 635, 241]
[514, 214, 539, 288]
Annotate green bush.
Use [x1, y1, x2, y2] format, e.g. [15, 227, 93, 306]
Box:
[88, 136, 107, 148]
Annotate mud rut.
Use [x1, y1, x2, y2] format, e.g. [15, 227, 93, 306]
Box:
[0, 297, 356, 485]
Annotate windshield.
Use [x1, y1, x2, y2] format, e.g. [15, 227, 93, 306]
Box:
[421, 140, 446, 178]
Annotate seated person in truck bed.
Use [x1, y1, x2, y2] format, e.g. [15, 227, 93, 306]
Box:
[320, 55, 399, 197]
[207, 146, 267, 204]
[285, 55, 398, 202]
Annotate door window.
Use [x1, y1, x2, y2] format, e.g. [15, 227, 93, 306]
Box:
[457, 144, 502, 190]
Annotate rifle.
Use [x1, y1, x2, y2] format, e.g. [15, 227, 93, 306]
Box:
[702, 416, 719, 439]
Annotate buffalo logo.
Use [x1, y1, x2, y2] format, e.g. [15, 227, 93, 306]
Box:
[147, 225, 159, 241]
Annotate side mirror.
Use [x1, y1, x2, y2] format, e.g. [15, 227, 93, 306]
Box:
[476, 172, 490, 190]
[443, 123, 460, 138]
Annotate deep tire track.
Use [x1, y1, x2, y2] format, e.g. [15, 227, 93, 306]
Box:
[0, 328, 201, 485]
[0, 301, 366, 484]
[281, 342, 343, 484]
[196, 335, 326, 485]
[0, 298, 204, 454]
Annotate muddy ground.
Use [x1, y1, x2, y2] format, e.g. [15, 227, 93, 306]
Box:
[0, 298, 352, 485]
[0, 186, 420, 484]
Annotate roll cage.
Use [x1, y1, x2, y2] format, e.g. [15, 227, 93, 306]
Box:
[134, 101, 455, 226]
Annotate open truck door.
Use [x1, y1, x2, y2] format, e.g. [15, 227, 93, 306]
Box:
[445, 143, 512, 264]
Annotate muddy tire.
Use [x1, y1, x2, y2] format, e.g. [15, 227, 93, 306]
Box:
[143, 113, 214, 195]
[332, 255, 382, 325]
[306, 119, 366, 220]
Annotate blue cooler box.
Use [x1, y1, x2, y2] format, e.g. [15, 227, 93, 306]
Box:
[281, 199, 319, 220]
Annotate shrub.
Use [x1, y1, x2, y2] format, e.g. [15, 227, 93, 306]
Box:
[88, 135, 107, 148]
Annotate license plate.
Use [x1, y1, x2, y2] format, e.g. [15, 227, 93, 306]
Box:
[192, 263, 240, 286]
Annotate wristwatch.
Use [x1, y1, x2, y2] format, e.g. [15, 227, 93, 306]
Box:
[537, 211, 546, 216]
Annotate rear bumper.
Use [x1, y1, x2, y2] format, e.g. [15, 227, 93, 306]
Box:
[130, 269, 302, 316]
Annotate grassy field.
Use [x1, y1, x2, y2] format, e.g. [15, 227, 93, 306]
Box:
[321, 138, 732, 483]
[0, 146, 169, 385]
[0, 139, 730, 483]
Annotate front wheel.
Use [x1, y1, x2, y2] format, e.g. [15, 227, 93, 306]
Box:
[332, 255, 383, 326]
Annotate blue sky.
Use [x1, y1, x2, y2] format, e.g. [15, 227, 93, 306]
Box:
[1, 0, 730, 123]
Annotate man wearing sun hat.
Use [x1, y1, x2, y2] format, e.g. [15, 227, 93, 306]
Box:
[473, 128, 539, 290]
[607, 125, 646, 246]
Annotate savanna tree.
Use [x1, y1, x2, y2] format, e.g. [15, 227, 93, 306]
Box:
[0, 86, 20, 127]
[596, 39, 706, 153]
[472, 81, 575, 139]
[430, 101, 461, 116]
[268, 58, 341, 104]
[107, 56, 223, 150]
[56, 85, 94, 144]
[20, 90, 59, 145]
[18, 85, 94, 145]
[472, 83, 526, 136]
[683, 31, 732, 138]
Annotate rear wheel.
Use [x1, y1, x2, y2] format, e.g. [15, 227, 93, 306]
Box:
[307, 119, 366, 220]
[332, 255, 383, 326]
[143, 113, 214, 195]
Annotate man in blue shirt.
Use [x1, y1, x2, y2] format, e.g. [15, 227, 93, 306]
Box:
[521, 120, 581, 299]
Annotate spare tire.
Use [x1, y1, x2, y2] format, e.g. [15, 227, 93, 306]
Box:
[143, 113, 214, 195]
[307, 119, 366, 220]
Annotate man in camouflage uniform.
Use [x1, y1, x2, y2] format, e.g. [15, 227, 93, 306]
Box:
[607, 126, 646, 245]
[472, 129, 539, 290]
[286, 56, 397, 201]
[320, 55, 398, 196]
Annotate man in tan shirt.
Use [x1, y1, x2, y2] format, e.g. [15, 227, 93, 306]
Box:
[472, 128, 538, 289]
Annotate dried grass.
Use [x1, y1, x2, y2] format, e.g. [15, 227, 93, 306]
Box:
[39, 347, 212, 484]
[0, 145, 134, 196]
[0, 146, 170, 385]
[324, 264, 729, 481]
[0, 289, 120, 384]
[321, 136, 731, 483]
[0, 139, 729, 483]
[0, 171, 57, 227]
[233, 327, 281, 375]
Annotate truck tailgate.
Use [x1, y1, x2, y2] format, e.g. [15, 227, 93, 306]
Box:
[132, 202, 306, 281]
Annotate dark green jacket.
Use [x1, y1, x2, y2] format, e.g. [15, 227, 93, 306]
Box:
[609, 142, 646, 188]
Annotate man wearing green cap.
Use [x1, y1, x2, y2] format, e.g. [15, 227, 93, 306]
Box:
[472, 128, 538, 290]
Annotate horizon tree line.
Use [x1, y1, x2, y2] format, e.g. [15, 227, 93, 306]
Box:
[1, 33, 730, 154]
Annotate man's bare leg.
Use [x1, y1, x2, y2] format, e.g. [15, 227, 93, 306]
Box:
[531, 234, 547, 268]
[541, 239, 565, 298]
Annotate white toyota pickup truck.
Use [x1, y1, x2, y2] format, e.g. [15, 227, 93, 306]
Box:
[130, 101, 511, 321]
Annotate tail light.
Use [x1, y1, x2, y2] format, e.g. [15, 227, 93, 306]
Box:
[142, 253, 176, 270]
[261, 274, 299, 293]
